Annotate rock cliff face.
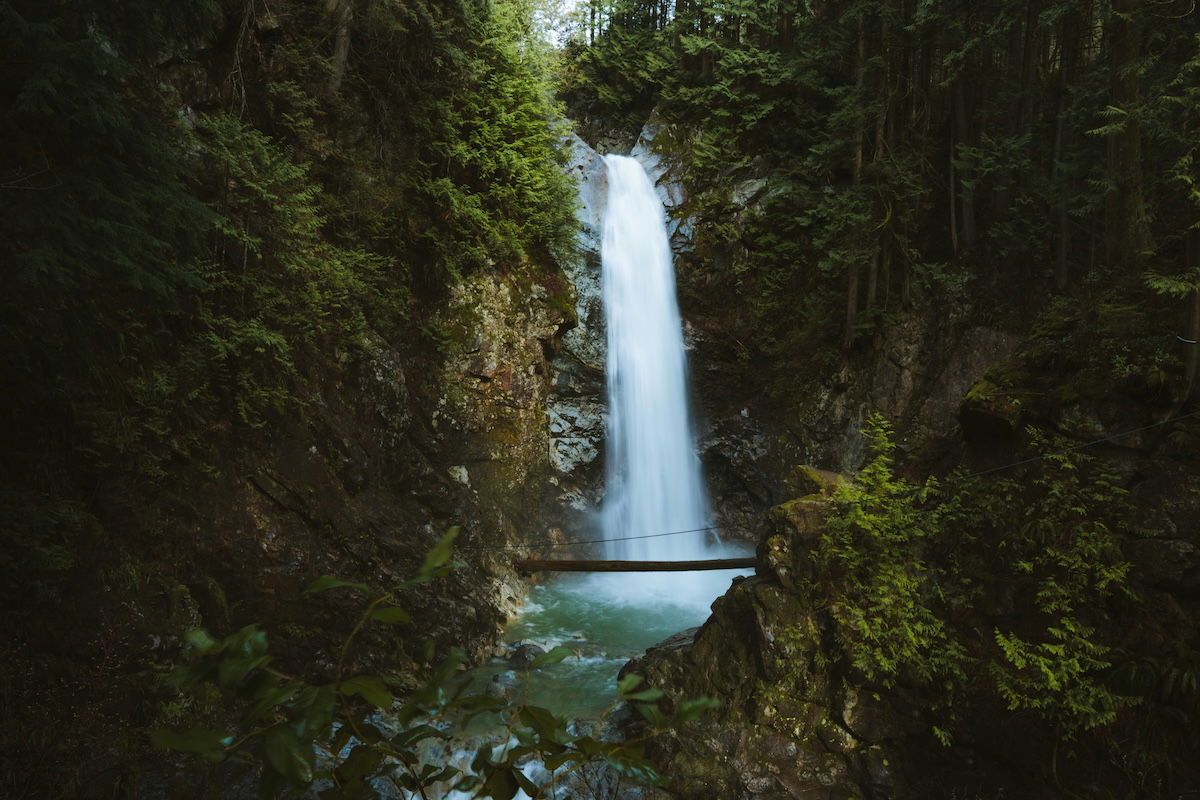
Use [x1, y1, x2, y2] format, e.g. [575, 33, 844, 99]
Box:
[236, 267, 576, 654]
[128, 133, 609, 680]
[545, 134, 609, 518]
[620, 473, 917, 800]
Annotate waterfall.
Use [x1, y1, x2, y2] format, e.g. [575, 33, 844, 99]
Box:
[596, 154, 741, 607]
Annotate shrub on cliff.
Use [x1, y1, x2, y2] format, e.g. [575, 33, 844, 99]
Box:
[815, 413, 1131, 741]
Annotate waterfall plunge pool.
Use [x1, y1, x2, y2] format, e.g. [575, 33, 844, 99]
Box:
[402, 557, 753, 800]
[471, 551, 754, 720]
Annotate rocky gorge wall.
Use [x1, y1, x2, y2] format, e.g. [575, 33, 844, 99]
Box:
[585, 123, 1022, 544]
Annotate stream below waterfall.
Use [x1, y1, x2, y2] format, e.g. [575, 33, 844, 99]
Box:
[478, 558, 752, 719]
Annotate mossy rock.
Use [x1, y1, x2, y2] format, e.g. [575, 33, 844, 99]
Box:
[769, 497, 831, 541]
[784, 465, 841, 499]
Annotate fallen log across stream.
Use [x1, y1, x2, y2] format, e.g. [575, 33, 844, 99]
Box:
[514, 557, 757, 575]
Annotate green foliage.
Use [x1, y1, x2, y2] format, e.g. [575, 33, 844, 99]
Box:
[0, 0, 579, 612]
[968, 435, 1130, 733]
[557, 1, 673, 144]
[155, 531, 717, 798]
[0, 0, 220, 609]
[816, 414, 966, 688]
[1, 6, 581, 795]
[189, 111, 380, 429]
[813, 415, 1133, 740]
[328, 0, 577, 289]
[991, 288, 1179, 409]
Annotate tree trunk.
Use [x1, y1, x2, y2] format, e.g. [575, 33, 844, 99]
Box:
[953, 75, 977, 251]
[844, 19, 868, 352]
[326, 0, 353, 98]
[866, 249, 879, 313]
[949, 129, 959, 257]
[1104, 0, 1150, 269]
[1187, 230, 1200, 402]
[1053, 11, 1079, 290]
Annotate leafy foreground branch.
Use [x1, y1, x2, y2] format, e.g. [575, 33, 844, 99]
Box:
[152, 528, 717, 799]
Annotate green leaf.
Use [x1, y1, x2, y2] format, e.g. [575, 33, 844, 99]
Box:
[216, 652, 270, 688]
[329, 723, 354, 757]
[425, 764, 459, 783]
[571, 736, 608, 758]
[264, 725, 315, 784]
[616, 674, 644, 695]
[513, 768, 539, 797]
[623, 688, 664, 702]
[336, 745, 384, 782]
[224, 626, 269, 659]
[241, 681, 301, 725]
[259, 760, 290, 800]
[604, 753, 663, 785]
[340, 675, 392, 710]
[482, 768, 519, 800]
[354, 720, 384, 745]
[635, 702, 667, 728]
[392, 701, 423, 728]
[305, 576, 369, 594]
[544, 751, 580, 770]
[150, 726, 232, 755]
[421, 649, 466, 699]
[291, 685, 337, 738]
[391, 723, 446, 748]
[369, 606, 410, 624]
[184, 628, 221, 654]
[530, 645, 575, 667]
[167, 661, 216, 689]
[453, 775, 483, 793]
[673, 696, 721, 724]
[417, 527, 459, 581]
[518, 705, 562, 740]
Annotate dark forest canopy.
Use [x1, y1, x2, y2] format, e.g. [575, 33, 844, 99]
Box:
[562, 0, 1200, 367]
[0, 0, 575, 600]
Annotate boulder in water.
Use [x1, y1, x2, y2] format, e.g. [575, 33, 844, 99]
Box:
[506, 640, 548, 668]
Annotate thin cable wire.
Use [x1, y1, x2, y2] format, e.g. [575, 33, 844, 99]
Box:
[466, 408, 1200, 553]
[468, 525, 733, 552]
[954, 406, 1200, 482]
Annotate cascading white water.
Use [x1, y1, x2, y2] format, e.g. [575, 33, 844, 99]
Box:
[600, 155, 711, 562]
[594, 154, 745, 608]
